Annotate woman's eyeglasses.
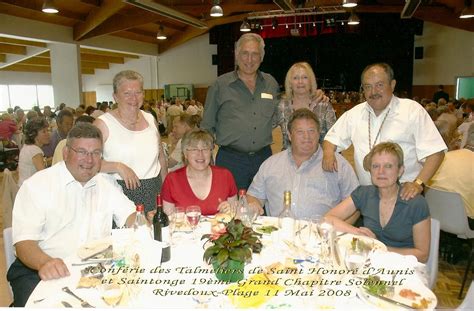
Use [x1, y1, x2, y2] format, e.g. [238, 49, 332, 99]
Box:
[186, 148, 212, 155]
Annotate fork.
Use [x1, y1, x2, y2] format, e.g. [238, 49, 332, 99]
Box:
[62, 287, 95, 308]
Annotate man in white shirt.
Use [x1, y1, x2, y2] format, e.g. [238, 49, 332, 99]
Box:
[7, 123, 137, 307]
[247, 109, 359, 218]
[323, 63, 446, 200]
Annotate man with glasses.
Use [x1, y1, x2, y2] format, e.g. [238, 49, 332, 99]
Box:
[8, 123, 137, 307]
[322, 62, 446, 200]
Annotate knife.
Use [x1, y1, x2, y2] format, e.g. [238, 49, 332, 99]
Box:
[364, 290, 415, 309]
[61, 301, 73, 308]
[81, 245, 112, 262]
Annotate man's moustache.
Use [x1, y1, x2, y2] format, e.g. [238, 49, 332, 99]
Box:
[369, 94, 382, 99]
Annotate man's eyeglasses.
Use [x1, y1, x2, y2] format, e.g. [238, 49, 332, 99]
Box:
[186, 148, 212, 154]
[360, 81, 386, 92]
[68, 145, 103, 159]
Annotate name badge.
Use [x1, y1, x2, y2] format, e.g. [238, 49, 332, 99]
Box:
[261, 93, 273, 99]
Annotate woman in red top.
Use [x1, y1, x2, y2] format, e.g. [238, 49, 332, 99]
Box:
[161, 129, 237, 215]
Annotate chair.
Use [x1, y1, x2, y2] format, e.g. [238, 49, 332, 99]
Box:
[3, 227, 15, 299]
[1, 168, 19, 229]
[425, 186, 474, 299]
[457, 281, 474, 310]
[427, 218, 440, 289]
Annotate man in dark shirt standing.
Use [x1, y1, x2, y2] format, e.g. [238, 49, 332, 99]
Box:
[202, 33, 280, 190]
[433, 85, 449, 104]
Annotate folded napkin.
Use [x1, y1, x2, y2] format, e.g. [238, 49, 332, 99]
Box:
[77, 237, 112, 260]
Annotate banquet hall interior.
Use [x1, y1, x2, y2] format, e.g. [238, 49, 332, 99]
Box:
[0, 0, 473, 308]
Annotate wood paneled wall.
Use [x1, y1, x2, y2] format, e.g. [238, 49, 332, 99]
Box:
[412, 85, 455, 101]
[82, 91, 96, 107]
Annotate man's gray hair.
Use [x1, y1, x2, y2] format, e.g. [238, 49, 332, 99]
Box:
[113, 70, 144, 94]
[66, 123, 103, 146]
[235, 33, 265, 62]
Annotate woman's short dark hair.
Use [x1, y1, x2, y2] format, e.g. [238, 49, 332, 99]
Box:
[24, 117, 49, 145]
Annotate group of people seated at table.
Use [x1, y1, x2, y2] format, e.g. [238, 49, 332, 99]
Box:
[9, 57, 466, 308]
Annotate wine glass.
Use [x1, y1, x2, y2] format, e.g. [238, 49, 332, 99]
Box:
[344, 247, 368, 274]
[186, 205, 201, 238]
[317, 218, 334, 264]
[100, 283, 124, 307]
[296, 217, 312, 249]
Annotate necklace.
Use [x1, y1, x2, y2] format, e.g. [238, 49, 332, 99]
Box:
[368, 108, 390, 150]
[117, 109, 139, 127]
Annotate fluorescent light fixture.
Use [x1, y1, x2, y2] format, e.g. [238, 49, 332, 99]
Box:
[273, 0, 295, 12]
[240, 19, 251, 32]
[210, 1, 223, 17]
[347, 12, 360, 25]
[460, 6, 474, 18]
[401, 0, 422, 19]
[342, 0, 357, 8]
[156, 25, 167, 40]
[42, 0, 59, 14]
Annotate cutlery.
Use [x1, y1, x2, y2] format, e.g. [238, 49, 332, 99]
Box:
[295, 224, 308, 236]
[61, 301, 73, 308]
[81, 245, 112, 262]
[363, 290, 414, 309]
[72, 259, 112, 266]
[33, 298, 45, 304]
[62, 287, 95, 308]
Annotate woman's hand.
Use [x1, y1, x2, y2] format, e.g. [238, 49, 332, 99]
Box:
[117, 162, 141, 190]
[217, 200, 233, 214]
[354, 227, 376, 239]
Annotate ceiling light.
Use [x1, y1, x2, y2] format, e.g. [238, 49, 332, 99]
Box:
[347, 12, 360, 25]
[342, 0, 358, 8]
[156, 25, 167, 40]
[460, 0, 474, 18]
[42, 0, 59, 14]
[240, 19, 251, 32]
[272, 17, 278, 29]
[210, 0, 223, 17]
[285, 24, 288, 29]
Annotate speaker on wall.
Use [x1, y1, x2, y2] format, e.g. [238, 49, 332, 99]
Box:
[414, 46, 424, 59]
[212, 54, 218, 65]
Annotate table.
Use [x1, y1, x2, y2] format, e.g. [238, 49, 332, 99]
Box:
[26, 216, 436, 309]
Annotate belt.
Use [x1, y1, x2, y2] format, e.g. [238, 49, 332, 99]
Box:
[219, 145, 269, 156]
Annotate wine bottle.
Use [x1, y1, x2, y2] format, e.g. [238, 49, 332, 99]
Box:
[278, 191, 296, 241]
[153, 193, 171, 263]
[133, 204, 152, 240]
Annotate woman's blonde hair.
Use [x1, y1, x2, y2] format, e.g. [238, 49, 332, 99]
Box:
[363, 142, 404, 171]
[181, 129, 214, 152]
[283, 62, 318, 100]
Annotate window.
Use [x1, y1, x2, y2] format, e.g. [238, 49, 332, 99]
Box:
[0, 84, 54, 111]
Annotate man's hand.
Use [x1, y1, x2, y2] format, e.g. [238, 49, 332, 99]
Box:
[400, 182, 423, 201]
[117, 163, 140, 190]
[322, 151, 338, 172]
[38, 258, 70, 280]
[249, 201, 264, 216]
[217, 200, 233, 214]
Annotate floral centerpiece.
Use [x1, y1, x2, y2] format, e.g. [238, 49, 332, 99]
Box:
[202, 218, 262, 282]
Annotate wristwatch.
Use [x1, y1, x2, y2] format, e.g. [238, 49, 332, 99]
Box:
[413, 178, 425, 188]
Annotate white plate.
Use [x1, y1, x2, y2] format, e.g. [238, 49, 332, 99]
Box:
[336, 233, 387, 261]
[358, 279, 437, 310]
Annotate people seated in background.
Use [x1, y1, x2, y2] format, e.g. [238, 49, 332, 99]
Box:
[432, 85, 449, 104]
[458, 119, 474, 149]
[325, 142, 431, 263]
[278, 62, 335, 148]
[323, 62, 446, 201]
[8, 123, 137, 307]
[161, 129, 237, 216]
[18, 118, 50, 186]
[0, 113, 18, 146]
[247, 109, 359, 218]
[166, 100, 184, 135]
[41, 109, 74, 158]
[168, 113, 201, 172]
[434, 119, 460, 151]
[51, 115, 95, 165]
[429, 122, 474, 229]
[12, 109, 26, 148]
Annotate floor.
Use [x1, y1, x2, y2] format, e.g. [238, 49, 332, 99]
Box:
[0, 128, 471, 308]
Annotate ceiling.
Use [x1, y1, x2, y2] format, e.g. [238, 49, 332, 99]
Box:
[0, 0, 472, 75]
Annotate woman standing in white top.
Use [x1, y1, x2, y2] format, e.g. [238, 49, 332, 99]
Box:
[94, 70, 168, 213]
[18, 117, 50, 186]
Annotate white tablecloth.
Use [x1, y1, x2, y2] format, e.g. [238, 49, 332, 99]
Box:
[25, 216, 436, 309]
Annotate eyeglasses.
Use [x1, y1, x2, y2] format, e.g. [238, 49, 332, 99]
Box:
[360, 81, 386, 92]
[122, 90, 144, 98]
[186, 147, 212, 154]
[67, 145, 103, 159]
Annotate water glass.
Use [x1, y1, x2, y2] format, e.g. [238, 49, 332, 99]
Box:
[344, 247, 368, 274]
[186, 205, 201, 239]
[296, 218, 312, 248]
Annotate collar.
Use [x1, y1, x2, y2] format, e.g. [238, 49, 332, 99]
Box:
[287, 145, 321, 168]
[58, 161, 97, 189]
[228, 69, 264, 86]
[364, 95, 400, 117]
